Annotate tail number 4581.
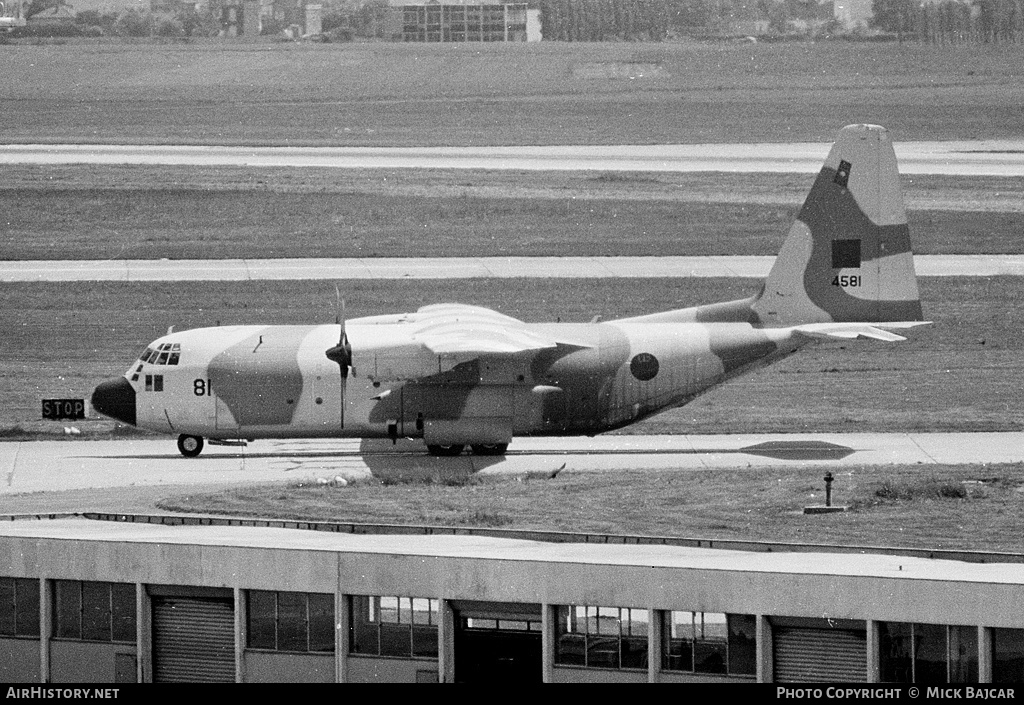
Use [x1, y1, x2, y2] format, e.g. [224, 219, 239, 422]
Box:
[832, 275, 861, 287]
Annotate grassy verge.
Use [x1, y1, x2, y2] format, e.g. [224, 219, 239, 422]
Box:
[1, 41, 1023, 145]
[154, 462, 1024, 554]
[0, 166, 1021, 260]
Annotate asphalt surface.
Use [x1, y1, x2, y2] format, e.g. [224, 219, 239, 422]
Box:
[3, 433, 1022, 503]
[2, 141, 1023, 175]
[3, 254, 1023, 282]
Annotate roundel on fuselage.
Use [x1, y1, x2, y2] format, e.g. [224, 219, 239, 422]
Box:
[629, 352, 659, 381]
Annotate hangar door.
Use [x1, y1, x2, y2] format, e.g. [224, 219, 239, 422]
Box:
[453, 600, 543, 683]
[772, 617, 867, 682]
[151, 588, 235, 682]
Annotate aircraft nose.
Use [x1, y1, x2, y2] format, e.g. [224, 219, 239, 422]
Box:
[91, 377, 137, 426]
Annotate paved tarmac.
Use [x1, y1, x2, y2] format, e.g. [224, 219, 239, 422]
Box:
[2, 141, 1023, 176]
[2, 433, 1022, 499]
[3, 254, 1023, 282]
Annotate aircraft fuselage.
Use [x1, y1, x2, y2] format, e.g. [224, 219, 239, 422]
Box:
[106, 318, 803, 447]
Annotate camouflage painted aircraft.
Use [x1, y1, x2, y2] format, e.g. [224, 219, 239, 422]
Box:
[92, 124, 927, 457]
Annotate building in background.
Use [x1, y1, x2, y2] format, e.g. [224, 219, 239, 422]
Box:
[389, 0, 540, 42]
[0, 0, 27, 28]
[833, 0, 872, 28]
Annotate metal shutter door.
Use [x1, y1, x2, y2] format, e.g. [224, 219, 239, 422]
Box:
[774, 627, 867, 682]
[152, 597, 235, 682]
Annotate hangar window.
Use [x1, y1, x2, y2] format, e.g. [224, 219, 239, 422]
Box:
[54, 580, 136, 643]
[554, 605, 649, 670]
[663, 612, 756, 676]
[0, 577, 40, 637]
[247, 590, 333, 653]
[879, 622, 977, 683]
[462, 618, 541, 632]
[350, 595, 439, 659]
[993, 628, 1024, 683]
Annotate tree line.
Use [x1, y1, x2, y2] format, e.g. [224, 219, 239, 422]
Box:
[536, 0, 670, 41]
[873, 0, 1024, 43]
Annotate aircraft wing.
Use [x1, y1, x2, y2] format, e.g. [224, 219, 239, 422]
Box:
[792, 321, 932, 342]
[410, 303, 562, 355]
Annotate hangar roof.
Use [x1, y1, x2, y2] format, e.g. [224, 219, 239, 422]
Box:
[2, 516, 1022, 587]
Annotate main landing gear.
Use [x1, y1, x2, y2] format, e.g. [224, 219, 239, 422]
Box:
[177, 434, 204, 458]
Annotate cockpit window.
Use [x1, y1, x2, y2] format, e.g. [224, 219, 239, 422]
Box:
[138, 343, 181, 366]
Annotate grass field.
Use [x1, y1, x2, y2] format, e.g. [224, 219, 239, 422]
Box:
[0, 40, 1023, 145]
[1, 165, 1022, 260]
[155, 462, 1024, 554]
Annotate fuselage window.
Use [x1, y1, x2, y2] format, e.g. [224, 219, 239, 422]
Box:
[168, 352, 180, 365]
[156, 352, 169, 365]
[145, 375, 164, 392]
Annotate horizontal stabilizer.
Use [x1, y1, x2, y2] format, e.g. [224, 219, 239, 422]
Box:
[793, 321, 931, 342]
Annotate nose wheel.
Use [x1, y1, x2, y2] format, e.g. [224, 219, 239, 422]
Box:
[177, 434, 205, 458]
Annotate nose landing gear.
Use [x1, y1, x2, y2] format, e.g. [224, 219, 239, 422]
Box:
[177, 434, 205, 458]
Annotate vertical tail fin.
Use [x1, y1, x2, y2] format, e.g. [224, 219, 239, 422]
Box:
[751, 124, 924, 326]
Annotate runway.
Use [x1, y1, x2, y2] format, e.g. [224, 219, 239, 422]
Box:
[2, 433, 1022, 498]
[2, 141, 1023, 175]
[3, 254, 1023, 282]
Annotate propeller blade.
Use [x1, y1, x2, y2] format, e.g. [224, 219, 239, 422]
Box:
[326, 289, 352, 429]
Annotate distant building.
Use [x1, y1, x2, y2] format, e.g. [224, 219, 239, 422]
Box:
[833, 0, 872, 29]
[388, 0, 541, 42]
[0, 0, 26, 27]
[64, 0, 147, 13]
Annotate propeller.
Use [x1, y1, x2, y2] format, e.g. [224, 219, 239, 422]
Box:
[325, 289, 352, 428]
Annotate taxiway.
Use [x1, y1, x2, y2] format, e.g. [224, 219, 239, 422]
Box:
[3, 254, 1023, 282]
[2, 141, 1023, 175]
[2, 433, 1022, 500]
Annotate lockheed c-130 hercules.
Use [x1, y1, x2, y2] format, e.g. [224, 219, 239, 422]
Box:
[91, 124, 928, 458]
